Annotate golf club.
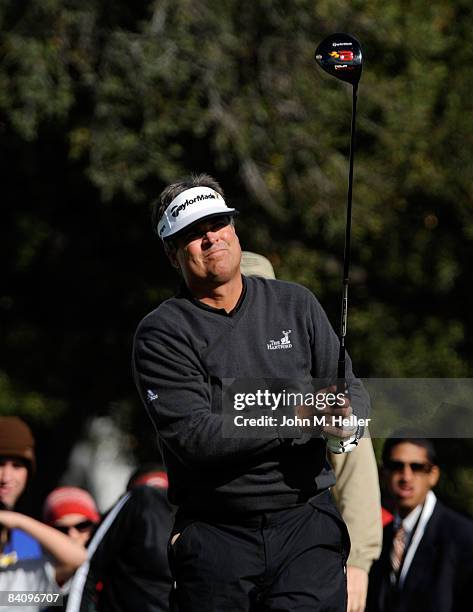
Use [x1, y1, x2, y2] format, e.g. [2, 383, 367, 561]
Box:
[315, 33, 362, 395]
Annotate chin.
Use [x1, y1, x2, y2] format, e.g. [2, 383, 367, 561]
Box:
[397, 499, 417, 515]
[209, 263, 239, 280]
[0, 497, 13, 509]
[209, 272, 232, 284]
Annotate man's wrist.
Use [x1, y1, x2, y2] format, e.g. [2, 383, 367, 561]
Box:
[324, 426, 361, 453]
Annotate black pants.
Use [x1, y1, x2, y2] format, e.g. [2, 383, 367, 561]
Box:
[169, 498, 349, 611]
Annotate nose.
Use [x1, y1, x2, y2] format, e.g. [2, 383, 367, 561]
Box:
[202, 229, 220, 244]
[399, 464, 414, 479]
[65, 528, 82, 542]
[0, 462, 14, 482]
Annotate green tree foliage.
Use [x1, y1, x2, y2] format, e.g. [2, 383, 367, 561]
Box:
[1, 0, 473, 508]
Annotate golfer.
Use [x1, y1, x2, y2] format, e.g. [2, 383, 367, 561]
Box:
[132, 173, 369, 611]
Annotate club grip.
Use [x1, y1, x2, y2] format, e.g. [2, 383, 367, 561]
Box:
[337, 344, 345, 395]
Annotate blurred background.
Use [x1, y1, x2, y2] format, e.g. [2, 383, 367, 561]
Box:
[1, 0, 473, 515]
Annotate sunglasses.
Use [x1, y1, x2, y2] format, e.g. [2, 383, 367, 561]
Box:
[54, 520, 95, 534]
[384, 460, 433, 474]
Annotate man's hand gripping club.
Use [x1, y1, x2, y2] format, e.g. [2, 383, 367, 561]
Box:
[296, 385, 360, 454]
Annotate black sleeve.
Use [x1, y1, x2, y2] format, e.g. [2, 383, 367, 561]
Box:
[132, 322, 283, 468]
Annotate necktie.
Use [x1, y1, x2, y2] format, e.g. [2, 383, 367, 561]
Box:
[390, 525, 406, 575]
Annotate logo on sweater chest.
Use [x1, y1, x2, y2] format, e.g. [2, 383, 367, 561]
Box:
[267, 330, 292, 350]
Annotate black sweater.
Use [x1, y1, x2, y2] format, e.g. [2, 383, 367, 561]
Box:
[132, 276, 369, 516]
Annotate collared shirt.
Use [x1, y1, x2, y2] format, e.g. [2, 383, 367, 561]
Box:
[393, 490, 437, 587]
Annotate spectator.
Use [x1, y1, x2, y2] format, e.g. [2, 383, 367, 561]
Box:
[66, 463, 174, 612]
[241, 250, 382, 612]
[43, 487, 100, 584]
[0, 417, 87, 611]
[367, 432, 473, 611]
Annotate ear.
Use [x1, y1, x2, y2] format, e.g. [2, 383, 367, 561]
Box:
[428, 464, 440, 488]
[168, 250, 180, 269]
[164, 241, 180, 269]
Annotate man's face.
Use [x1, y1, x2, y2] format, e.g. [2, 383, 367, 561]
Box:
[169, 216, 241, 288]
[384, 442, 439, 517]
[0, 457, 29, 509]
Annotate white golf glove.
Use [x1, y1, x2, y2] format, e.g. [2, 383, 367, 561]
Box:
[324, 430, 360, 454]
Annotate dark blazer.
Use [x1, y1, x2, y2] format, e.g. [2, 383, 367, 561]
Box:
[367, 500, 473, 612]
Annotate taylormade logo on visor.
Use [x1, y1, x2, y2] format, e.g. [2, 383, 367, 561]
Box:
[157, 186, 237, 240]
[170, 192, 217, 218]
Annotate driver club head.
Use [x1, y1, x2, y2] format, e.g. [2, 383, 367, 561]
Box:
[315, 33, 362, 86]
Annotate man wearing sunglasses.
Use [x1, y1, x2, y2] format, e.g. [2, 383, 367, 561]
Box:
[367, 433, 473, 612]
[133, 174, 369, 611]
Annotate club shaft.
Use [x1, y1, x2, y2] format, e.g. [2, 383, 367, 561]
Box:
[337, 83, 358, 393]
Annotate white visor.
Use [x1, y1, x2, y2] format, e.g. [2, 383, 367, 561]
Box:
[157, 187, 238, 240]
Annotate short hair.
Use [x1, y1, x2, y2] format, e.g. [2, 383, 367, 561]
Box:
[382, 429, 437, 466]
[151, 173, 225, 238]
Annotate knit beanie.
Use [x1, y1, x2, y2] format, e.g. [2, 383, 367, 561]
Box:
[43, 487, 100, 525]
[0, 416, 36, 475]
